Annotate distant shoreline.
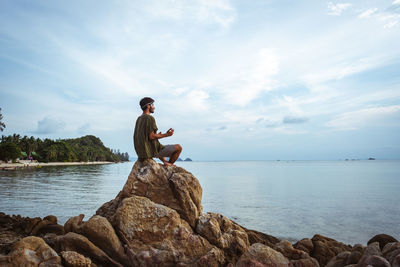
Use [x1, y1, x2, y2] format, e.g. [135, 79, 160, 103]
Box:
[0, 161, 115, 170]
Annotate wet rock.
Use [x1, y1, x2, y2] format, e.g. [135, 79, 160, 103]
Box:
[244, 228, 280, 248]
[114, 195, 224, 266]
[61, 250, 92, 267]
[97, 159, 202, 228]
[310, 234, 352, 266]
[52, 232, 122, 267]
[236, 243, 291, 267]
[195, 212, 249, 263]
[5, 236, 62, 266]
[368, 234, 398, 250]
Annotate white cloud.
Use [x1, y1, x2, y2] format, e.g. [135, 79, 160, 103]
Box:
[326, 105, 400, 130]
[358, 8, 378, 18]
[327, 2, 352, 16]
[393, 0, 400, 5]
[182, 90, 210, 111]
[33, 116, 66, 134]
[220, 48, 280, 106]
[144, 0, 236, 28]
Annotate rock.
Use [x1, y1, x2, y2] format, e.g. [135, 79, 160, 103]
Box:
[52, 232, 123, 267]
[195, 212, 249, 263]
[236, 243, 291, 267]
[274, 240, 319, 267]
[326, 251, 351, 267]
[382, 242, 400, 265]
[61, 251, 91, 267]
[294, 238, 314, 255]
[311, 234, 352, 266]
[363, 241, 382, 256]
[64, 214, 128, 265]
[356, 255, 390, 267]
[368, 234, 398, 250]
[6, 236, 62, 266]
[291, 258, 320, 267]
[244, 228, 280, 248]
[114, 195, 224, 266]
[97, 159, 202, 228]
[82, 215, 129, 266]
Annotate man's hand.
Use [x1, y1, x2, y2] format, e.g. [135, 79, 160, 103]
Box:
[165, 128, 174, 137]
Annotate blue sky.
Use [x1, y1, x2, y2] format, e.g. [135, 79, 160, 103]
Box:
[1, 0, 400, 160]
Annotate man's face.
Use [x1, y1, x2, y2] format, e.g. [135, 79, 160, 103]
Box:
[149, 103, 155, 113]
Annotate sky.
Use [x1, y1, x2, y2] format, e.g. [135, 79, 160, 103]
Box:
[0, 0, 400, 161]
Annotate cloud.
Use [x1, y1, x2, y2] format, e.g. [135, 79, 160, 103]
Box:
[327, 2, 351, 16]
[144, 0, 236, 28]
[283, 116, 309, 124]
[32, 117, 66, 134]
[358, 8, 378, 18]
[393, 0, 400, 5]
[326, 105, 400, 130]
[77, 123, 90, 134]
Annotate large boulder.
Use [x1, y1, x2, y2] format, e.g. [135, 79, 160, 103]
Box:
[310, 234, 352, 266]
[97, 159, 202, 228]
[236, 243, 291, 267]
[64, 214, 129, 266]
[195, 212, 249, 263]
[368, 234, 398, 250]
[244, 228, 280, 248]
[52, 232, 123, 267]
[113, 195, 224, 266]
[356, 241, 390, 267]
[3, 236, 62, 267]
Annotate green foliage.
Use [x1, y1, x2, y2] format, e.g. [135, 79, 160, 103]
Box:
[0, 134, 129, 163]
[0, 142, 21, 161]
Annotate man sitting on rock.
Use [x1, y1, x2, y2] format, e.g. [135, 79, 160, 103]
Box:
[134, 97, 182, 166]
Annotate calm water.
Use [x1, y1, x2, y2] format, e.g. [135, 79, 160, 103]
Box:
[0, 160, 399, 245]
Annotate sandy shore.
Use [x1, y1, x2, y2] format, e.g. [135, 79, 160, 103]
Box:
[0, 161, 115, 170]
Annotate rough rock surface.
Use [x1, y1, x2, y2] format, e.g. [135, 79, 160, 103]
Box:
[195, 212, 249, 263]
[274, 240, 320, 266]
[368, 234, 399, 250]
[97, 159, 202, 228]
[245, 227, 280, 248]
[61, 251, 91, 267]
[64, 214, 128, 266]
[382, 242, 400, 265]
[236, 243, 291, 267]
[52, 232, 123, 267]
[0, 212, 64, 255]
[4, 236, 62, 266]
[114, 195, 224, 266]
[310, 234, 352, 266]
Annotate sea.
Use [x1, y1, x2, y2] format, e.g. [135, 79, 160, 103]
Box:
[0, 160, 399, 245]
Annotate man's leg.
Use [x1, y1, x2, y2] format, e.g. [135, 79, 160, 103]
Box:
[168, 144, 182, 164]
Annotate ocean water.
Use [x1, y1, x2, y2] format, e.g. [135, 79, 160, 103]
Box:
[0, 160, 399, 245]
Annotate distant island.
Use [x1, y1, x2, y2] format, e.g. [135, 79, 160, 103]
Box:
[177, 157, 193, 162]
[0, 134, 129, 164]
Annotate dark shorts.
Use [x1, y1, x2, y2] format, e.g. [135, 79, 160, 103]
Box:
[157, 145, 176, 158]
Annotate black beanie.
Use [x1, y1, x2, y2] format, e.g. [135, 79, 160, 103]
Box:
[140, 97, 154, 110]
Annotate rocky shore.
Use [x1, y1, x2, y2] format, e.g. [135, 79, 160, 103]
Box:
[1, 159, 399, 266]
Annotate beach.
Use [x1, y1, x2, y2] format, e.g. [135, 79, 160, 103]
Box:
[0, 160, 115, 170]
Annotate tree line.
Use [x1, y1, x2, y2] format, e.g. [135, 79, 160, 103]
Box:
[0, 134, 129, 163]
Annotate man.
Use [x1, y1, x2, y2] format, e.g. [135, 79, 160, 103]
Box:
[134, 97, 182, 166]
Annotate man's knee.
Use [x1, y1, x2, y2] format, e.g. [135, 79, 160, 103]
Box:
[175, 144, 182, 152]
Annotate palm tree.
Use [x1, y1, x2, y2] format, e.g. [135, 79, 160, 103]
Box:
[0, 108, 5, 132]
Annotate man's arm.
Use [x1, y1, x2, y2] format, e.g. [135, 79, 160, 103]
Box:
[149, 128, 174, 140]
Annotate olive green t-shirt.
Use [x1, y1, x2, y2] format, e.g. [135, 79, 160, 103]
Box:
[133, 114, 164, 159]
